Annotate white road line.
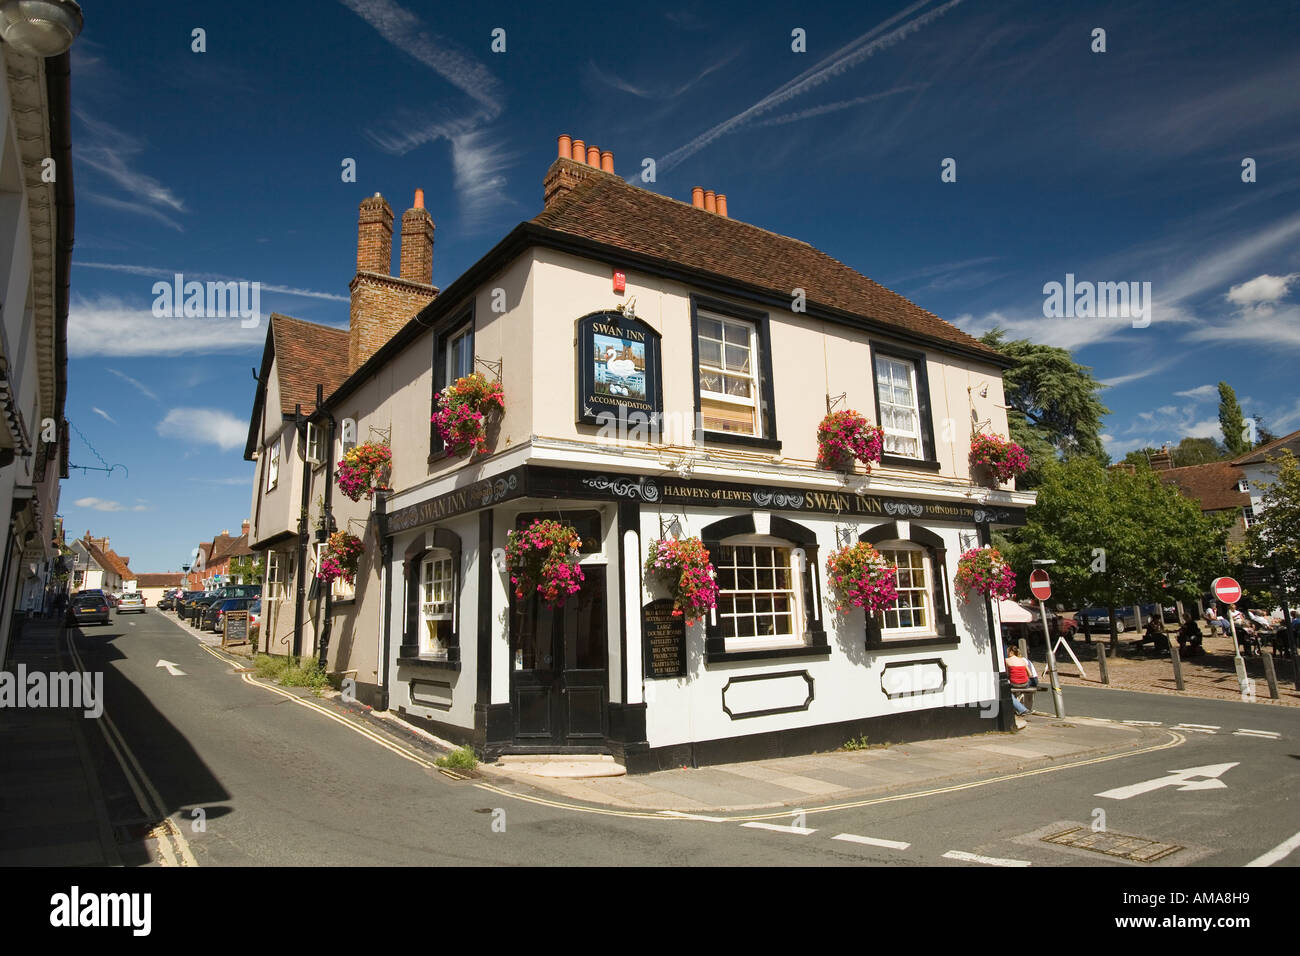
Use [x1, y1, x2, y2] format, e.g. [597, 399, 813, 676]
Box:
[1247, 831, 1300, 867]
[1234, 729, 1281, 739]
[1123, 720, 1163, 726]
[1173, 724, 1219, 734]
[943, 849, 1031, 867]
[657, 810, 727, 822]
[833, 833, 911, 850]
[742, 822, 816, 835]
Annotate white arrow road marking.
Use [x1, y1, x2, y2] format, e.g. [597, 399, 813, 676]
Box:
[742, 822, 816, 835]
[942, 850, 1031, 867]
[834, 833, 911, 850]
[1173, 723, 1220, 734]
[1095, 763, 1238, 800]
[155, 659, 187, 676]
[1246, 830, 1300, 867]
[1234, 729, 1281, 739]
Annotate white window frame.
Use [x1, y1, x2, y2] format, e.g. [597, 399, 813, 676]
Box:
[339, 418, 357, 459]
[874, 355, 924, 459]
[1242, 506, 1255, 528]
[306, 422, 322, 464]
[446, 323, 474, 385]
[1236, 479, 1250, 493]
[266, 438, 280, 490]
[315, 542, 356, 601]
[419, 549, 455, 658]
[877, 543, 935, 638]
[697, 310, 762, 438]
[715, 534, 805, 652]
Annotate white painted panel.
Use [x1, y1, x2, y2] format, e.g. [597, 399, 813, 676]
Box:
[881, 661, 945, 697]
[723, 673, 810, 717]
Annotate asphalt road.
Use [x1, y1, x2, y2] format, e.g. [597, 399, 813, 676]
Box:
[67, 609, 1300, 868]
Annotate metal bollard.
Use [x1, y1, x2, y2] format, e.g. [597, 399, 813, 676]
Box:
[1097, 644, 1110, 685]
[1262, 652, 1280, 700]
[1169, 645, 1185, 691]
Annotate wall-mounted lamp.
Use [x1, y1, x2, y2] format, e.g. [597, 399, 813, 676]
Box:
[0, 0, 83, 56]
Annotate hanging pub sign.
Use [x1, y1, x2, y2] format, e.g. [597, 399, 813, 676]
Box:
[576, 309, 663, 429]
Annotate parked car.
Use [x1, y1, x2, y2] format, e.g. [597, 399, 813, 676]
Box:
[176, 591, 212, 621]
[1024, 606, 1078, 640]
[67, 593, 111, 627]
[1077, 604, 1177, 633]
[203, 597, 256, 633]
[186, 594, 223, 625]
[116, 593, 145, 614]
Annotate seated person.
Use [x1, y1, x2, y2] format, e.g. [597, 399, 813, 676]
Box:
[1135, 615, 1168, 652]
[1176, 613, 1204, 657]
[1004, 646, 1035, 717]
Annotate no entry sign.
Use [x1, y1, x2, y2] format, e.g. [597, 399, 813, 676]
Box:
[1212, 576, 1242, 605]
[1029, 569, 1051, 601]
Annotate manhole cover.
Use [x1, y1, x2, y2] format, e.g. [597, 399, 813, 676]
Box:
[1042, 826, 1182, 862]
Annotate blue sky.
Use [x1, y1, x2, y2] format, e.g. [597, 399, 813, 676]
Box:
[65, 0, 1300, 571]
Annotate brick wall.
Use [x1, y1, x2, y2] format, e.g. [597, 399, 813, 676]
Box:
[348, 273, 436, 372]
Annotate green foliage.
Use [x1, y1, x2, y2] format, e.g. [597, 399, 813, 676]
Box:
[227, 555, 264, 584]
[1171, 436, 1227, 467]
[1004, 458, 1232, 640]
[1218, 381, 1250, 456]
[1245, 450, 1300, 605]
[252, 653, 329, 695]
[840, 735, 872, 751]
[977, 330, 1110, 487]
[434, 746, 479, 770]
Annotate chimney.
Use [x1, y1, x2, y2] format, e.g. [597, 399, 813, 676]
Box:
[544, 133, 616, 208]
[241, 519, 250, 536]
[716, 194, 728, 218]
[704, 190, 717, 213]
[1149, 445, 1174, 471]
[691, 186, 704, 208]
[400, 190, 435, 284]
[356, 193, 394, 274]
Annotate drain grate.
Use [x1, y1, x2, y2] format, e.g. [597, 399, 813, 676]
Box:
[1042, 826, 1183, 862]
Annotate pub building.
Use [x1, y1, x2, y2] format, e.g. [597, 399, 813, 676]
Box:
[244, 134, 1034, 772]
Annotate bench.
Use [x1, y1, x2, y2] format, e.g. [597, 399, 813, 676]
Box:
[1009, 682, 1038, 714]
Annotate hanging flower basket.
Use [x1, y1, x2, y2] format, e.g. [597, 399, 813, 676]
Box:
[969, 433, 1030, 484]
[335, 441, 392, 502]
[816, 410, 884, 472]
[825, 542, 898, 613]
[505, 519, 585, 608]
[432, 372, 505, 458]
[645, 536, 719, 625]
[954, 546, 1016, 602]
[317, 531, 365, 585]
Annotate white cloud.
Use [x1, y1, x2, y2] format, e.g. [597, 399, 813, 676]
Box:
[1226, 272, 1299, 313]
[106, 368, 159, 401]
[75, 111, 186, 224]
[74, 497, 148, 513]
[1174, 383, 1219, 400]
[1183, 305, 1300, 348]
[69, 296, 265, 357]
[91, 407, 116, 425]
[78, 262, 347, 302]
[156, 408, 247, 451]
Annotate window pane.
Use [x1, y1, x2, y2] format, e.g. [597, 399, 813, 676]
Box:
[723, 322, 749, 346]
[700, 370, 724, 393]
[723, 375, 752, 398]
[699, 317, 723, 340]
[700, 339, 722, 367]
[724, 345, 750, 372]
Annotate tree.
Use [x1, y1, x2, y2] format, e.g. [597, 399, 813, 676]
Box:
[977, 330, 1111, 486]
[1219, 381, 1250, 456]
[1253, 415, 1279, 446]
[1245, 449, 1300, 607]
[1122, 447, 1161, 469]
[1171, 436, 1227, 467]
[227, 555, 264, 585]
[1005, 457, 1232, 647]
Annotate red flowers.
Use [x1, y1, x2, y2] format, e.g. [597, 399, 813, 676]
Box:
[955, 547, 1016, 602]
[432, 373, 505, 458]
[645, 536, 718, 625]
[817, 411, 884, 471]
[317, 531, 365, 585]
[506, 519, 585, 608]
[969, 434, 1030, 483]
[825, 542, 898, 613]
[336, 441, 391, 502]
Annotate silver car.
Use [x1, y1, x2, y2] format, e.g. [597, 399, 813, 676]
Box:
[117, 592, 146, 614]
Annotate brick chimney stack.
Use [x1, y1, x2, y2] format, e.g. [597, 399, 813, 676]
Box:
[400, 189, 435, 284]
[544, 133, 616, 208]
[349, 190, 439, 372]
[1149, 445, 1174, 470]
[241, 519, 250, 537]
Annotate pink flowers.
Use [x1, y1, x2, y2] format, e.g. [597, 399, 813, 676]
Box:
[335, 442, 391, 502]
[955, 546, 1016, 602]
[825, 542, 898, 613]
[645, 536, 719, 625]
[317, 531, 365, 585]
[969, 433, 1030, 483]
[505, 519, 585, 608]
[816, 410, 884, 471]
[432, 373, 505, 457]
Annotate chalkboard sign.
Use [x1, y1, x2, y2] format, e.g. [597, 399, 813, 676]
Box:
[643, 599, 686, 679]
[223, 610, 250, 646]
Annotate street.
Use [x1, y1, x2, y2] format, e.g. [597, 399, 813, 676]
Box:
[64, 610, 1300, 868]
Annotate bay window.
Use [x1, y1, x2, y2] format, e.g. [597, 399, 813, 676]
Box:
[715, 538, 804, 648]
[419, 550, 455, 658]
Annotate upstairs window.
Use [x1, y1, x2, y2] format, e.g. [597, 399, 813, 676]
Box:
[1242, 506, 1255, 528]
[431, 313, 476, 457]
[306, 422, 322, 464]
[446, 323, 474, 383]
[266, 439, 280, 490]
[874, 355, 923, 458]
[697, 311, 760, 437]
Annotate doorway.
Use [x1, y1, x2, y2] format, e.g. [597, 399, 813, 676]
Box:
[509, 566, 608, 746]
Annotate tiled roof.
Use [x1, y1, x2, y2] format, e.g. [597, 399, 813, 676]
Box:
[531, 159, 1003, 361]
[1158, 462, 1250, 512]
[1232, 427, 1300, 466]
[208, 532, 253, 565]
[135, 573, 184, 588]
[83, 538, 131, 579]
[270, 313, 350, 416]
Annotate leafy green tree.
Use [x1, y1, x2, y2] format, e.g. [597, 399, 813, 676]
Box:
[1219, 381, 1250, 456]
[228, 555, 264, 585]
[1122, 447, 1161, 469]
[1245, 450, 1300, 607]
[977, 330, 1110, 486]
[1006, 457, 1232, 647]
[1171, 436, 1227, 467]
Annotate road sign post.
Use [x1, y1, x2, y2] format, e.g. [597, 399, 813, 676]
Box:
[1029, 569, 1065, 718]
[1212, 576, 1248, 696]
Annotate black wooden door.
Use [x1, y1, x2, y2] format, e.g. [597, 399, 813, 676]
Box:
[510, 567, 608, 745]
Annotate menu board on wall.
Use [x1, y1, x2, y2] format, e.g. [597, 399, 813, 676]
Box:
[642, 599, 686, 679]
